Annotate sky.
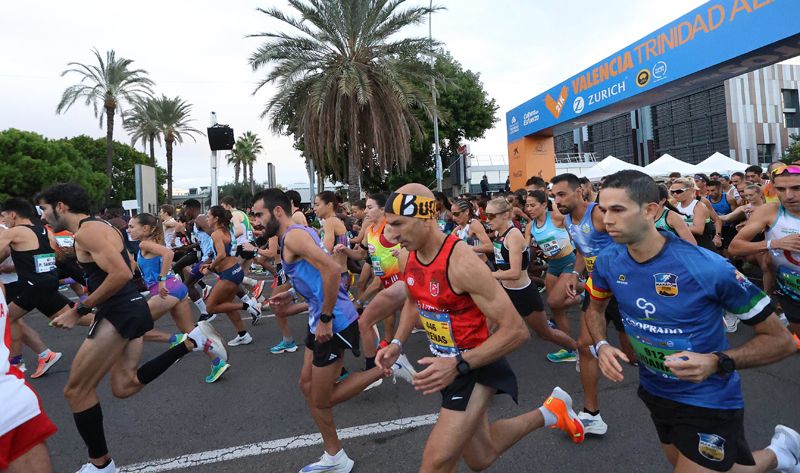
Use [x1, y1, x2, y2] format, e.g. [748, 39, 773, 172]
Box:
[0, 0, 737, 191]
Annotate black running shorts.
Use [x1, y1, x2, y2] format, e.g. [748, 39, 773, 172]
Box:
[504, 281, 544, 317]
[5, 281, 72, 318]
[638, 385, 754, 472]
[305, 319, 360, 368]
[440, 357, 518, 412]
[582, 292, 624, 332]
[89, 293, 154, 340]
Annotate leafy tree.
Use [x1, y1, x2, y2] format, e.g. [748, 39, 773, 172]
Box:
[218, 181, 266, 210]
[0, 129, 109, 203]
[56, 48, 154, 198]
[151, 95, 202, 200]
[249, 0, 440, 202]
[63, 135, 167, 204]
[226, 151, 242, 184]
[780, 134, 800, 164]
[124, 98, 161, 166]
[232, 131, 263, 193]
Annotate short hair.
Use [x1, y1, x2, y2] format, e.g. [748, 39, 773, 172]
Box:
[601, 170, 660, 206]
[182, 198, 201, 209]
[693, 173, 709, 183]
[668, 172, 682, 179]
[732, 171, 745, 179]
[367, 193, 388, 208]
[285, 190, 302, 208]
[527, 190, 547, 205]
[220, 195, 237, 207]
[252, 188, 291, 214]
[351, 198, 367, 210]
[38, 183, 92, 215]
[1, 198, 36, 220]
[550, 173, 581, 190]
[707, 179, 722, 188]
[159, 204, 175, 216]
[579, 177, 591, 185]
[526, 176, 546, 188]
[709, 172, 721, 179]
[745, 165, 762, 175]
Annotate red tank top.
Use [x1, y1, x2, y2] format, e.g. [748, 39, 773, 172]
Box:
[405, 234, 488, 356]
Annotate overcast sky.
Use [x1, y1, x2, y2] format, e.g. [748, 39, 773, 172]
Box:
[0, 0, 727, 190]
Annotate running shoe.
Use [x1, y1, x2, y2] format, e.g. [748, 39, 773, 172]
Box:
[198, 313, 216, 323]
[247, 300, 263, 325]
[769, 424, 800, 472]
[205, 360, 230, 384]
[11, 361, 27, 374]
[253, 280, 267, 300]
[723, 313, 740, 333]
[299, 451, 354, 473]
[270, 339, 299, 354]
[546, 349, 577, 363]
[191, 321, 229, 362]
[391, 353, 417, 384]
[577, 411, 608, 436]
[169, 333, 188, 349]
[336, 368, 350, 384]
[31, 351, 63, 379]
[363, 378, 383, 392]
[270, 277, 278, 289]
[542, 386, 585, 444]
[411, 327, 426, 335]
[793, 334, 800, 351]
[75, 459, 116, 472]
[228, 332, 253, 346]
[201, 285, 213, 301]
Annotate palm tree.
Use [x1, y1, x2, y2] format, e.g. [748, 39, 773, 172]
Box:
[56, 48, 154, 197]
[226, 151, 242, 184]
[232, 131, 263, 193]
[124, 98, 160, 167]
[151, 95, 202, 200]
[249, 0, 440, 202]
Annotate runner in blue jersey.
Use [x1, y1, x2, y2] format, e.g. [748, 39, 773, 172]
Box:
[585, 170, 800, 473]
[708, 179, 739, 252]
[252, 189, 392, 473]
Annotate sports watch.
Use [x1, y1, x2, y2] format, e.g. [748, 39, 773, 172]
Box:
[75, 303, 93, 316]
[320, 313, 335, 324]
[713, 351, 735, 375]
[455, 354, 471, 376]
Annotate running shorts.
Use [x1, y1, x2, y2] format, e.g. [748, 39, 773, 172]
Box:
[638, 385, 754, 472]
[90, 293, 154, 340]
[380, 273, 401, 289]
[235, 244, 256, 260]
[305, 319, 360, 368]
[5, 281, 72, 318]
[720, 225, 737, 250]
[172, 251, 198, 277]
[0, 399, 56, 470]
[216, 264, 244, 285]
[774, 291, 800, 324]
[582, 292, 624, 332]
[189, 260, 205, 280]
[440, 357, 518, 412]
[546, 253, 576, 277]
[504, 281, 544, 317]
[147, 276, 188, 301]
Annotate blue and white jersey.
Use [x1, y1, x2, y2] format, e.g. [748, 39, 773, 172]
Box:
[587, 231, 773, 409]
[565, 202, 613, 273]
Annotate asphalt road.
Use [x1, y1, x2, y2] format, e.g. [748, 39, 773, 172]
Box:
[18, 285, 800, 473]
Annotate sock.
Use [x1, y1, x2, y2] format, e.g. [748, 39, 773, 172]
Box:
[96, 459, 113, 469]
[136, 343, 190, 385]
[73, 403, 109, 459]
[9, 355, 22, 365]
[194, 299, 207, 314]
[282, 336, 294, 344]
[324, 449, 345, 462]
[243, 277, 257, 288]
[768, 444, 795, 471]
[538, 406, 557, 427]
[365, 357, 376, 370]
[583, 408, 600, 416]
[241, 294, 252, 304]
[38, 349, 52, 359]
[197, 280, 207, 289]
[241, 302, 249, 311]
[237, 331, 247, 337]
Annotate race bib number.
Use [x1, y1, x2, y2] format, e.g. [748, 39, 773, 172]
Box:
[584, 256, 597, 273]
[54, 235, 74, 247]
[371, 257, 385, 277]
[778, 268, 800, 298]
[34, 253, 57, 273]
[493, 241, 506, 265]
[538, 237, 561, 258]
[419, 308, 457, 356]
[627, 333, 691, 380]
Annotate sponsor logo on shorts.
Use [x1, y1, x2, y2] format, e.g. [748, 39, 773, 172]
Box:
[697, 433, 726, 462]
[653, 273, 679, 297]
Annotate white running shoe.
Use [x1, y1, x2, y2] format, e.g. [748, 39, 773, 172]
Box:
[75, 459, 116, 472]
[391, 353, 417, 384]
[190, 321, 229, 362]
[201, 285, 213, 301]
[723, 313, 740, 333]
[769, 424, 800, 473]
[299, 450, 354, 473]
[228, 332, 253, 346]
[411, 327, 426, 334]
[363, 378, 383, 392]
[577, 411, 608, 436]
[247, 301, 263, 325]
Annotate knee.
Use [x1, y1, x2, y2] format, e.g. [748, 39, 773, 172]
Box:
[422, 449, 461, 472]
[63, 382, 90, 405]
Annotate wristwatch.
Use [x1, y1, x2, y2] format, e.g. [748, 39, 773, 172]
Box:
[320, 313, 335, 323]
[159, 275, 169, 282]
[713, 351, 735, 375]
[455, 353, 471, 376]
[75, 303, 93, 316]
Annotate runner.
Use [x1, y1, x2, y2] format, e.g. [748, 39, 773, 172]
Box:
[433, 191, 454, 234]
[376, 184, 585, 473]
[586, 169, 800, 473]
[0, 282, 56, 473]
[39, 183, 226, 473]
[173, 199, 215, 321]
[219, 195, 259, 291]
[159, 205, 178, 250]
[252, 189, 392, 473]
[669, 178, 717, 251]
[654, 185, 697, 244]
[708, 179, 739, 251]
[524, 190, 581, 362]
[315, 191, 352, 295]
[450, 199, 493, 263]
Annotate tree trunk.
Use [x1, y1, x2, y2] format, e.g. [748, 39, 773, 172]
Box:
[347, 152, 361, 203]
[105, 107, 115, 200]
[242, 161, 248, 185]
[166, 138, 174, 203]
[149, 135, 156, 168]
[234, 162, 240, 184]
[249, 162, 255, 194]
[317, 172, 324, 192]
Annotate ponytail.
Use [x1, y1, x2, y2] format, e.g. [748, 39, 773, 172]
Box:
[134, 213, 164, 245]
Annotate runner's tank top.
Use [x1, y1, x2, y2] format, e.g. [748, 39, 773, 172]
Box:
[676, 199, 715, 250]
[655, 208, 677, 234]
[405, 234, 488, 356]
[233, 210, 254, 245]
[455, 221, 479, 247]
[137, 250, 165, 287]
[366, 221, 400, 283]
[10, 224, 57, 285]
[493, 227, 530, 271]
[765, 205, 800, 301]
[710, 195, 733, 228]
[529, 212, 573, 259]
[565, 202, 613, 273]
[77, 217, 139, 301]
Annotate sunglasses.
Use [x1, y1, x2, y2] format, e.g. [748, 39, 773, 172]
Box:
[669, 189, 687, 195]
[772, 164, 800, 176]
[452, 211, 462, 217]
[486, 209, 509, 220]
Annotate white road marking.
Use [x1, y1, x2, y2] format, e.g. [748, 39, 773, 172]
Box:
[118, 413, 438, 472]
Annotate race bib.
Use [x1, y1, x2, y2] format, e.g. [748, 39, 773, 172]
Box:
[54, 235, 74, 247]
[371, 256, 385, 277]
[34, 253, 56, 273]
[538, 236, 562, 258]
[437, 219, 447, 232]
[419, 308, 457, 356]
[627, 333, 692, 380]
[584, 256, 597, 273]
[493, 241, 507, 265]
[777, 268, 800, 298]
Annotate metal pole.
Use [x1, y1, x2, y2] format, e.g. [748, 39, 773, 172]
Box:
[430, 1, 442, 192]
[308, 159, 316, 202]
[210, 112, 219, 206]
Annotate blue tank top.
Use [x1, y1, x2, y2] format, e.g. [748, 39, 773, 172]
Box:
[137, 250, 163, 287]
[529, 212, 574, 259]
[280, 225, 358, 334]
[710, 195, 733, 227]
[565, 202, 614, 273]
[195, 227, 214, 260]
[209, 228, 234, 259]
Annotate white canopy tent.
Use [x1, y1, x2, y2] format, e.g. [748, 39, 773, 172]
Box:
[695, 152, 749, 174]
[580, 155, 644, 180]
[643, 154, 699, 177]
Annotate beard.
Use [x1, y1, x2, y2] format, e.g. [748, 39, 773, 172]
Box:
[262, 217, 280, 239]
[48, 207, 67, 233]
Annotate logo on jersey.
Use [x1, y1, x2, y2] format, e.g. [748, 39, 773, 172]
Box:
[407, 276, 415, 287]
[430, 279, 440, 297]
[733, 270, 752, 291]
[580, 223, 591, 234]
[636, 298, 657, 320]
[697, 433, 726, 462]
[653, 273, 678, 297]
[616, 274, 627, 285]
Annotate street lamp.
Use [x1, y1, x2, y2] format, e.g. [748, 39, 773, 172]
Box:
[430, 0, 442, 192]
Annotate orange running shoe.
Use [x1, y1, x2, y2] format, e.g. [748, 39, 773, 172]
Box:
[31, 351, 62, 379]
[793, 333, 800, 350]
[542, 386, 585, 444]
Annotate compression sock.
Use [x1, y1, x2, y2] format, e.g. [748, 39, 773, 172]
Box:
[583, 408, 600, 416]
[197, 280, 207, 289]
[73, 403, 109, 459]
[238, 331, 247, 337]
[136, 343, 190, 385]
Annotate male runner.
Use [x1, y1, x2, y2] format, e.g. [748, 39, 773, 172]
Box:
[708, 179, 739, 250]
[39, 183, 226, 473]
[377, 184, 585, 473]
[586, 170, 800, 473]
[252, 189, 395, 473]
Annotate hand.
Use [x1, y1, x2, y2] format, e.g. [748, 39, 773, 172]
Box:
[664, 351, 717, 383]
[50, 306, 82, 330]
[774, 234, 800, 253]
[315, 320, 333, 343]
[333, 244, 346, 254]
[565, 273, 578, 299]
[375, 343, 400, 377]
[158, 281, 168, 298]
[412, 356, 458, 395]
[269, 290, 293, 306]
[597, 344, 629, 382]
[242, 242, 257, 252]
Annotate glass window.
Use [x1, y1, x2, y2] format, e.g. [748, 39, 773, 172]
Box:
[757, 143, 775, 162]
[785, 112, 799, 129]
[783, 89, 799, 111]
